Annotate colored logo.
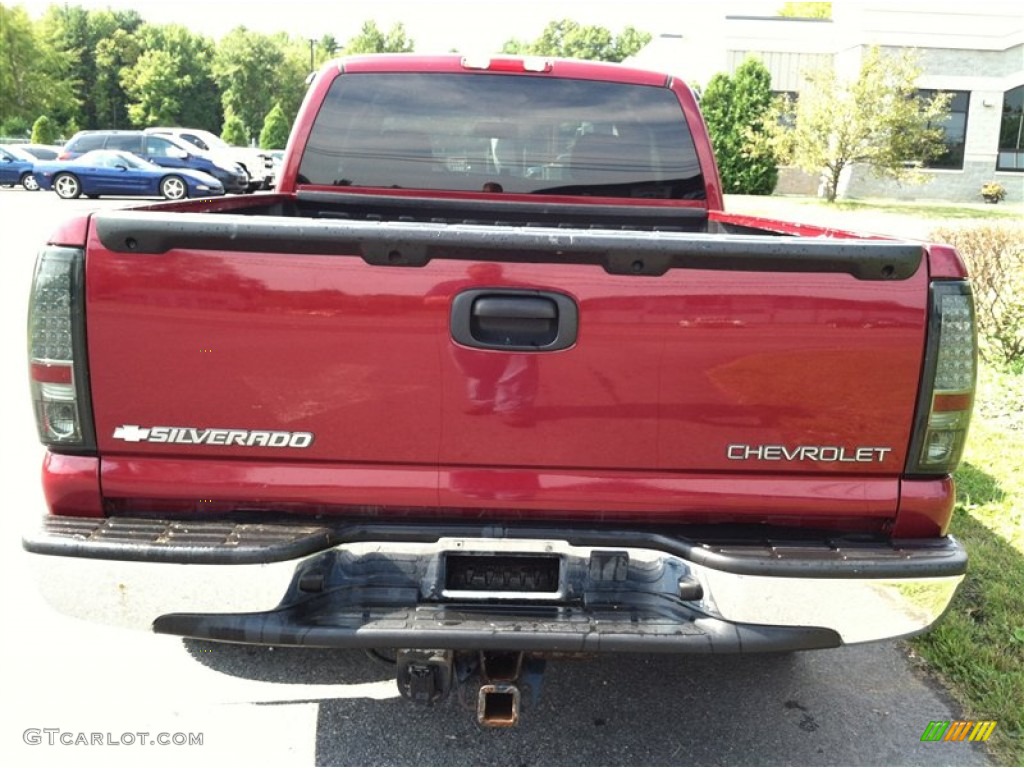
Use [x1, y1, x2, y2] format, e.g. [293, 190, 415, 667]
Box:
[920, 720, 997, 742]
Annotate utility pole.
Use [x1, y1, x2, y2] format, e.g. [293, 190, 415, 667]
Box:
[309, 38, 317, 74]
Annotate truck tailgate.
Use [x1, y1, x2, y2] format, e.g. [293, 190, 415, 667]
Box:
[84, 214, 928, 523]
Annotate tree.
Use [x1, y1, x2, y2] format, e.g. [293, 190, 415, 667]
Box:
[270, 33, 312, 124]
[122, 49, 184, 126]
[316, 34, 339, 66]
[0, 116, 30, 138]
[342, 21, 414, 54]
[37, 4, 89, 128]
[94, 28, 141, 129]
[213, 28, 290, 139]
[772, 47, 951, 202]
[36, 7, 145, 130]
[88, 10, 144, 129]
[121, 24, 219, 129]
[502, 20, 650, 63]
[700, 58, 778, 195]
[259, 103, 290, 149]
[0, 5, 76, 130]
[778, 2, 832, 18]
[221, 112, 249, 146]
[611, 26, 653, 62]
[31, 115, 57, 144]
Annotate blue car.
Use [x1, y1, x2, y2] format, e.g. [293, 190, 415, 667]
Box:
[34, 150, 225, 200]
[0, 144, 40, 190]
[60, 130, 250, 193]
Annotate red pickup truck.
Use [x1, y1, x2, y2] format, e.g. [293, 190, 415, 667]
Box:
[25, 54, 975, 726]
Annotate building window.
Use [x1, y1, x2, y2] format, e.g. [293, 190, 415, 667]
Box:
[998, 85, 1024, 172]
[919, 90, 969, 170]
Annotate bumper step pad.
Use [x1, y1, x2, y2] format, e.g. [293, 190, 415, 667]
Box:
[155, 599, 841, 654]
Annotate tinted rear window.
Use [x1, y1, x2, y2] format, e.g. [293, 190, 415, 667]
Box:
[24, 147, 58, 160]
[69, 134, 106, 153]
[106, 134, 143, 152]
[298, 73, 705, 199]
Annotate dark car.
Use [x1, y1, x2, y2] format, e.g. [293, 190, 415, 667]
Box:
[145, 128, 275, 192]
[60, 131, 249, 193]
[18, 144, 61, 161]
[34, 150, 225, 200]
[0, 145, 41, 190]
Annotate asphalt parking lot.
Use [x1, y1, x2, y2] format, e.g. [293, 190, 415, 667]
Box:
[0, 187, 994, 767]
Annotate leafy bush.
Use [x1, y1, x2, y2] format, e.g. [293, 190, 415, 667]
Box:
[220, 113, 248, 147]
[259, 103, 290, 150]
[0, 116, 30, 138]
[30, 115, 57, 145]
[932, 224, 1024, 370]
[700, 58, 779, 195]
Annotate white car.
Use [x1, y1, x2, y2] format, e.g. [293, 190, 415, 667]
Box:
[145, 127, 275, 192]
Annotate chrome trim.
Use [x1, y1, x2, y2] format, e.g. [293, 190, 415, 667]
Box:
[28, 536, 963, 645]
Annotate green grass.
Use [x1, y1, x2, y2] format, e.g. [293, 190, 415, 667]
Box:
[909, 363, 1024, 766]
[799, 197, 1023, 220]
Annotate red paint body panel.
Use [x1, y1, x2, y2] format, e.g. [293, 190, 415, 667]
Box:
[711, 210, 893, 240]
[42, 453, 103, 517]
[924, 244, 970, 280]
[46, 215, 90, 248]
[83, 223, 928, 527]
[99, 457, 894, 530]
[101, 457, 438, 511]
[85, 229, 928, 475]
[893, 477, 956, 538]
[338, 54, 673, 85]
[672, 79, 723, 211]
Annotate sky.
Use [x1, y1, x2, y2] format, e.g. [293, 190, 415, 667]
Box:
[15, 0, 768, 54]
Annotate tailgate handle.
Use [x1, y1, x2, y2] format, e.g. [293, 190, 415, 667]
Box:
[474, 297, 556, 321]
[451, 289, 578, 352]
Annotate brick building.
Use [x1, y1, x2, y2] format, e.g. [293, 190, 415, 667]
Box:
[626, 2, 1024, 203]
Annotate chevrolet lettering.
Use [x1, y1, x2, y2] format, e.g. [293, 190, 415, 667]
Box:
[726, 445, 893, 462]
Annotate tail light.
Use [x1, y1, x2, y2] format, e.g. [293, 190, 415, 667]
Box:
[906, 281, 976, 475]
[460, 56, 553, 73]
[28, 247, 95, 451]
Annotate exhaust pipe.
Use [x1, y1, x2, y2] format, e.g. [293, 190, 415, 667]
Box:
[477, 683, 521, 727]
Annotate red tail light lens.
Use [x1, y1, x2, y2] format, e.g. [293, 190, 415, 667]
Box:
[906, 282, 976, 475]
[28, 247, 95, 451]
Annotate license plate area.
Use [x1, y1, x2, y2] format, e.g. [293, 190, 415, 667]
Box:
[442, 553, 563, 600]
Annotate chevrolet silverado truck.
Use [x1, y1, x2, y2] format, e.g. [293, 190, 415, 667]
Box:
[24, 54, 975, 727]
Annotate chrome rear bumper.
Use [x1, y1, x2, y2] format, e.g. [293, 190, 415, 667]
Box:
[24, 517, 966, 651]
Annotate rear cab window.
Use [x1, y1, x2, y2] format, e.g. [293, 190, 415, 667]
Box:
[298, 73, 705, 200]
